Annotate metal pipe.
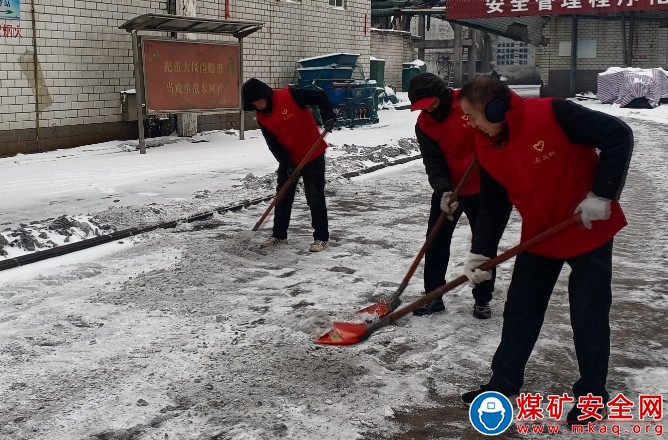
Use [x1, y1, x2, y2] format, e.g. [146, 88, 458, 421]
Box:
[453, 23, 463, 88]
[628, 12, 635, 66]
[569, 15, 578, 97]
[372, 0, 419, 7]
[30, 0, 40, 153]
[621, 13, 628, 66]
[239, 37, 244, 140]
[418, 14, 425, 60]
[131, 31, 146, 154]
[372, 7, 446, 17]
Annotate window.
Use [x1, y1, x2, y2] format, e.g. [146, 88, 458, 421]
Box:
[329, 0, 345, 8]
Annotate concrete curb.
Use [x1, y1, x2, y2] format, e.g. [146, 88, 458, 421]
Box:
[0, 154, 422, 272]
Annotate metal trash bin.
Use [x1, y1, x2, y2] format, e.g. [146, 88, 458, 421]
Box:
[369, 58, 385, 88]
[120, 90, 138, 121]
[402, 62, 424, 92]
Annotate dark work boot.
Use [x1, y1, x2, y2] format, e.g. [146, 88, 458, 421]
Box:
[412, 297, 445, 316]
[472, 300, 491, 319]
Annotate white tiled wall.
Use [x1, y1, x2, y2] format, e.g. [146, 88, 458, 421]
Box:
[0, 0, 371, 131]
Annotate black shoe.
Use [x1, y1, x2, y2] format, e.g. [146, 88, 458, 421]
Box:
[461, 384, 517, 406]
[472, 301, 491, 319]
[566, 401, 608, 425]
[412, 298, 445, 316]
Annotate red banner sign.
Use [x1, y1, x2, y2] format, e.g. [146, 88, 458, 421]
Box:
[142, 39, 239, 112]
[446, 0, 668, 20]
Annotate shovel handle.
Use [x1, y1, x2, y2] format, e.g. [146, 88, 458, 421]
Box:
[445, 158, 477, 222]
[387, 214, 581, 322]
[393, 158, 478, 291]
[253, 127, 331, 231]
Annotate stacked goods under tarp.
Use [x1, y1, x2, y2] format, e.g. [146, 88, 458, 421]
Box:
[597, 67, 668, 108]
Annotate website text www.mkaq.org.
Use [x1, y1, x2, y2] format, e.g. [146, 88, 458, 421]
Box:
[513, 392, 664, 436]
[516, 421, 664, 436]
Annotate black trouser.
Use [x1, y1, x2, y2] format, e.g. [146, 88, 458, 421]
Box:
[273, 155, 329, 242]
[423, 192, 495, 303]
[488, 240, 613, 401]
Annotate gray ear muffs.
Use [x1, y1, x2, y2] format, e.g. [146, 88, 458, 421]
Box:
[484, 95, 510, 123]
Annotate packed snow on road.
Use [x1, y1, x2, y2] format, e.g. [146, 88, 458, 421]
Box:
[1, 103, 666, 439]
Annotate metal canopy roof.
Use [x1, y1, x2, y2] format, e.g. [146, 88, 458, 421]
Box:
[119, 13, 264, 39]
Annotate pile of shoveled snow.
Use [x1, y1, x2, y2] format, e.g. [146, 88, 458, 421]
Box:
[0, 138, 420, 261]
[0, 215, 111, 258]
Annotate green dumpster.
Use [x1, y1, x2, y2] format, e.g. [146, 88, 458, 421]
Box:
[369, 57, 385, 88]
[402, 62, 423, 92]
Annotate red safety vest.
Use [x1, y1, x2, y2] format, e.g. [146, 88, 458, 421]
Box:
[474, 93, 626, 258]
[417, 89, 480, 195]
[256, 88, 327, 165]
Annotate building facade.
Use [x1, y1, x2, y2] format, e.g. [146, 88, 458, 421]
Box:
[0, 0, 371, 156]
[536, 15, 668, 97]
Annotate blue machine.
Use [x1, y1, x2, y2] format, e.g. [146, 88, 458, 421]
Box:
[295, 53, 380, 127]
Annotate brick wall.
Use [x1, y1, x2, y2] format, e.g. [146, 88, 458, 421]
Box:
[222, 0, 371, 87]
[370, 28, 416, 91]
[536, 16, 668, 97]
[0, 0, 371, 155]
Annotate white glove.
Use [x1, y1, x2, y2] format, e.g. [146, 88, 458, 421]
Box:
[440, 191, 459, 215]
[463, 253, 492, 285]
[574, 191, 612, 229]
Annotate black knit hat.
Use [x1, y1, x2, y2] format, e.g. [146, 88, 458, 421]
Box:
[241, 78, 274, 111]
[408, 73, 449, 108]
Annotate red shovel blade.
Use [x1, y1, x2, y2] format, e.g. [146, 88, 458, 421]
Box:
[315, 322, 369, 345]
[356, 300, 392, 319]
[356, 295, 401, 319]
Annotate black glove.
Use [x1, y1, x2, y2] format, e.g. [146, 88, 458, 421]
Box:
[323, 118, 337, 132]
[286, 167, 299, 180]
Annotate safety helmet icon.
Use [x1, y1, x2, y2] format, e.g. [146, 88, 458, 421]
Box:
[478, 396, 506, 416]
[469, 391, 513, 435]
[476, 396, 507, 431]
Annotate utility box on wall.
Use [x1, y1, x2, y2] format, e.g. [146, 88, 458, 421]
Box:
[120, 91, 138, 121]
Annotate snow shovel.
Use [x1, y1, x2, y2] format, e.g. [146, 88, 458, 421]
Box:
[316, 214, 580, 345]
[252, 126, 332, 231]
[355, 158, 478, 319]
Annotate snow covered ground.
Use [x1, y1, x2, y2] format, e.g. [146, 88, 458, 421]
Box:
[1, 97, 667, 439]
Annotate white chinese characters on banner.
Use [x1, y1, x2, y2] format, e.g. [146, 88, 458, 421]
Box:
[511, 0, 530, 11]
[589, 0, 612, 7]
[486, 0, 505, 14]
[451, 0, 668, 19]
[562, 0, 583, 9]
[537, 0, 554, 10]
